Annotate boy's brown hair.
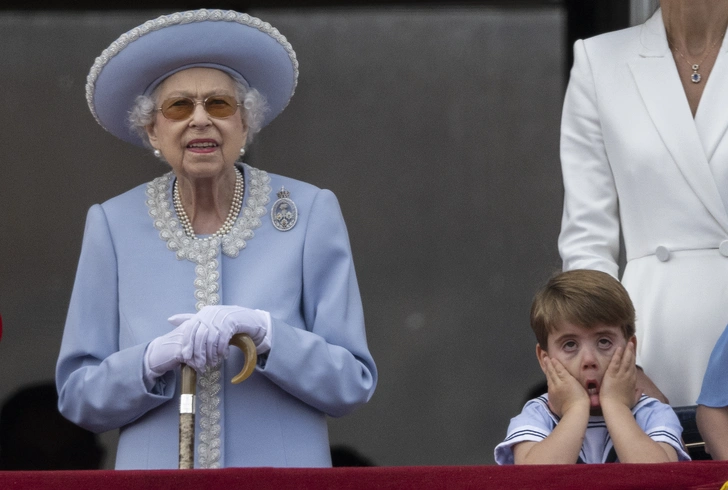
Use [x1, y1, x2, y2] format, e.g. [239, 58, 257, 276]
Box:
[530, 269, 635, 350]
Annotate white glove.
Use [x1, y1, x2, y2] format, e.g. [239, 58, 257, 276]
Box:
[168, 305, 271, 366]
[143, 320, 207, 387]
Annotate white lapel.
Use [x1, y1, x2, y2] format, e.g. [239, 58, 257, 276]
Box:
[628, 9, 728, 233]
[695, 34, 728, 163]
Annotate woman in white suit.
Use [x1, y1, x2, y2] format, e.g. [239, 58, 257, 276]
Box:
[559, 1, 728, 407]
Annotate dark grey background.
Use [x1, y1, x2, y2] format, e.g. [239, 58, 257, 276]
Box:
[0, 6, 567, 467]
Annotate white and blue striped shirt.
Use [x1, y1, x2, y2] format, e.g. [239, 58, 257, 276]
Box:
[494, 394, 690, 464]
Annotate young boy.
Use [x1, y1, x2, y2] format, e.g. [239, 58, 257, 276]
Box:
[495, 270, 689, 464]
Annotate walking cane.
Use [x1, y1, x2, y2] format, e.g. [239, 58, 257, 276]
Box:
[179, 333, 257, 469]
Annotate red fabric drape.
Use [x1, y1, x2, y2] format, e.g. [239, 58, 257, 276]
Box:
[1, 462, 728, 490]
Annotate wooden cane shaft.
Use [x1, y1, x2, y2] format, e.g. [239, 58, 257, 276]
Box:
[177, 335, 255, 469]
[179, 413, 195, 469]
[181, 364, 197, 395]
[179, 365, 197, 469]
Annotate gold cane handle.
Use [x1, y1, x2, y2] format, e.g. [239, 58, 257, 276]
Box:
[230, 333, 257, 384]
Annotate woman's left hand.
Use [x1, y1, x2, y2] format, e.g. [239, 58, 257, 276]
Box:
[168, 305, 271, 367]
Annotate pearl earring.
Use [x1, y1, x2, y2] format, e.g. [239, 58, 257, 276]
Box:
[240, 147, 246, 157]
[153, 149, 161, 158]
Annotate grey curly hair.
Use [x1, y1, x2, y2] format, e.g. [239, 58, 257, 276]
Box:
[128, 77, 268, 148]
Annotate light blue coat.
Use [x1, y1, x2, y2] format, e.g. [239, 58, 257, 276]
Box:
[56, 164, 377, 469]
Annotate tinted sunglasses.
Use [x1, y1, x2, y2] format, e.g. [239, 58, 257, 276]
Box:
[158, 95, 241, 120]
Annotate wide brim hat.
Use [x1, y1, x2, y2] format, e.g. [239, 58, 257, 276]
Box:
[86, 9, 298, 147]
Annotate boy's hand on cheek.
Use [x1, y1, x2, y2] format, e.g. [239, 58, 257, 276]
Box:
[540, 355, 589, 418]
[600, 343, 639, 409]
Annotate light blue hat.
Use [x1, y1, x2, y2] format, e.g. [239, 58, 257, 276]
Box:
[86, 9, 299, 147]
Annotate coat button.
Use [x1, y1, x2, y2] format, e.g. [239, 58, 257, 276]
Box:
[655, 246, 670, 262]
[720, 240, 728, 257]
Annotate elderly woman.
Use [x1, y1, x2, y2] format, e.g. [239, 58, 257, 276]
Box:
[55, 10, 377, 469]
[558, 0, 728, 406]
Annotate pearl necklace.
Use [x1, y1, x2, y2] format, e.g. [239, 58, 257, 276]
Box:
[173, 168, 244, 241]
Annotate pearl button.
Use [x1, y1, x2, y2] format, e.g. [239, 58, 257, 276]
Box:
[720, 240, 728, 257]
[655, 246, 670, 262]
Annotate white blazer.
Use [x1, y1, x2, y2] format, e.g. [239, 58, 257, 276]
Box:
[559, 9, 728, 406]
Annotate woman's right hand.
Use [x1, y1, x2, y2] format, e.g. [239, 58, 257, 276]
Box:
[143, 305, 270, 386]
[143, 320, 204, 385]
[168, 305, 270, 365]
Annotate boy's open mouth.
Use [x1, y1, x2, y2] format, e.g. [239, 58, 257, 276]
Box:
[586, 380, 598, 395]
